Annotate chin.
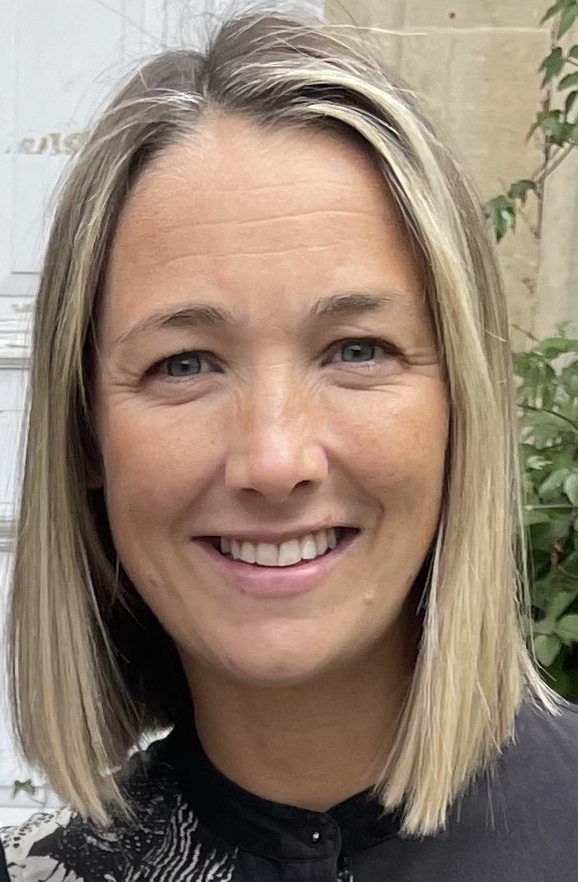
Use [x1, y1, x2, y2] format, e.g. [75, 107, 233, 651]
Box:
[211, 632, 338, 687]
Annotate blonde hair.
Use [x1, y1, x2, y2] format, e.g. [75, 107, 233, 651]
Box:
[8, 6, 550, 836]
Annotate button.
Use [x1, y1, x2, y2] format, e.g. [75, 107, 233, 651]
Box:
[311, 831, 321, 843]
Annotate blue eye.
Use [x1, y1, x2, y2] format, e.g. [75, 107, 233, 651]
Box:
[330, 339, 387, 364]
[162, 352, 212, 378]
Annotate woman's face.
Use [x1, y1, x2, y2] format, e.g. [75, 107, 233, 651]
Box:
[95, 117, 448, 686]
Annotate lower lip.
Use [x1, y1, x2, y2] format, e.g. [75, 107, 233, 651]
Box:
[194, 532, 360, 598]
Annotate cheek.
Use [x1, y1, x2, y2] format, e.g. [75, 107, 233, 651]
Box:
[99, 400, 224, 530]
[330, 381, 448, 502]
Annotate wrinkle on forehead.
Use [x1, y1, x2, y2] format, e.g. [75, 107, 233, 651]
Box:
[103, 116, 426, 341]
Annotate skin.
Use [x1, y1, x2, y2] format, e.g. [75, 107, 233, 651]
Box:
[95, 116, 449, 810]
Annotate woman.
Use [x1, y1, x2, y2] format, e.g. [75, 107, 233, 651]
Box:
[1, 7, 577, 881]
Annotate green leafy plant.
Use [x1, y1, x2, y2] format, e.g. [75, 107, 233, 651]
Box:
[485, 0, 578, 241]
[516, 331, 578, 700]
[484, 3, 578, 700]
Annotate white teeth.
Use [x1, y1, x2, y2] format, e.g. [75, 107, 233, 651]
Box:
[241, 541, 256, 564]
[301, 534, 318, 560]
[315, 531, 328, 556]
[219, 527, 345, 566]
[278, 539, 301, 566]
[256, 543, 278, 566]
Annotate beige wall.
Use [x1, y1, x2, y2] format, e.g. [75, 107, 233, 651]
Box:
[326, 0, 578, 343]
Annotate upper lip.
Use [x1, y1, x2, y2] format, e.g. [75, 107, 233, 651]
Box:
[194, 524, 358, 544]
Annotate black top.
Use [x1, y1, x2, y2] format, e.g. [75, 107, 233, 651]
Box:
[1, 700, 577, 881]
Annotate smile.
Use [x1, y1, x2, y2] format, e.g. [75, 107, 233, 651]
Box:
[219, 527, 341, 568]
[195, 528, 360, 597]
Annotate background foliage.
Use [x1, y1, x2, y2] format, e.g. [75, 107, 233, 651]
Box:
[516, 335, 578, 700]
[486, 1, 578, 700]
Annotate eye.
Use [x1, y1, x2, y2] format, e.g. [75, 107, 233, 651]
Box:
[154, 351, 215, 378]
[328, 338, 391, 365]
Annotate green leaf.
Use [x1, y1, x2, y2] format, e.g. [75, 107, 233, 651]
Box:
[533, 616, 556, 635]
[532, 575, 557, 611]
[534, 634, 562, 666]
[565, 89, 578, 115]
[568, 45, 578, 59]
[562, 550, 578, 572]
[564, 472, 578, 505]
[556, 613, 578, 642]
[568, 123, 578, 145]
[524, 508, 554, 526]
[559, 4, 578, 38]
[508, 179, 537, 205]
[540, 46, 566, 85]
[532, 110, 564, 144]
[484, 195, 516, 242]
[12, 779, 37, 799]
[550, 448, 576, 470]
[542, 0, 573, 25]
[526, 454, 552, 470]
[559, 71, 578, 90]
[539, 468, 571, 499]
[558, 362, 578, 399]
[535, 337, 578, 358]
[546, 586, 578, 620]
[532, 111, 575, 146]
[532, 512, 572, 544]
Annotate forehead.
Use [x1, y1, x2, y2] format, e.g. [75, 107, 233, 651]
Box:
[125, 115, 391, 221]
[102, 116, 424, 329]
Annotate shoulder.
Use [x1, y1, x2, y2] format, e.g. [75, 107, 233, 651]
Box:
[504, 697, 578, 783]
[0, 738, 192, 881]
[0, 808, 81, 881]
[457, 698, 578, 837]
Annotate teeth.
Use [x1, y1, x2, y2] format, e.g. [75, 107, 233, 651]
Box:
[219, 527, 343, 567]
[301, 534, 318, 560]
[241, 541, 256, 564]
[256, 543, 278, 566]
[278, 539, 301, 566]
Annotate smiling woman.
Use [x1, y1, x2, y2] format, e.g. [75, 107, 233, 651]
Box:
[1, 6, 577, 882]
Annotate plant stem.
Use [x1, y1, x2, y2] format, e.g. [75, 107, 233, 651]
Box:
[557, 565, 578, 580]
[534, 144, 575, 183]
[520, 403, 578, 433]
[525, 503, 575, 510]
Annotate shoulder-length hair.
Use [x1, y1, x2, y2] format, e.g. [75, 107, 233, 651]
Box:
[8, 5, 550, 836]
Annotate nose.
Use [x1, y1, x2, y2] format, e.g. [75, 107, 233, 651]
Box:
[224, 380, 329, 503]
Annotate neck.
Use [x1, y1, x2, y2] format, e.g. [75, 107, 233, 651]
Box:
[182, 623, 416, 811]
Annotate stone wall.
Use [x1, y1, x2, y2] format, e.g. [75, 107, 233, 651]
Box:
[326, 0, 578, 344]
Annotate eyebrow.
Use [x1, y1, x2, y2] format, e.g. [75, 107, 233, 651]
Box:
[113, 290, 410, 348]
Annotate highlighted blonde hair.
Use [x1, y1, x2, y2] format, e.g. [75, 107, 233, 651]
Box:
[8, 6, 550, 836]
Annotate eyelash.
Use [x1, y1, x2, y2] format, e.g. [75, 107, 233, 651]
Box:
[148, 337, 399, 380]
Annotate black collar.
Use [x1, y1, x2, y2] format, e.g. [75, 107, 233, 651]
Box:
[159, 720, 401, 861]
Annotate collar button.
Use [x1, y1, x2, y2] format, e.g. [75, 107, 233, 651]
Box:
[311, 831, 321, 843]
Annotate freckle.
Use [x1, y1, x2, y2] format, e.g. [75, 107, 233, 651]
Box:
[363, 595, 374, 606]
